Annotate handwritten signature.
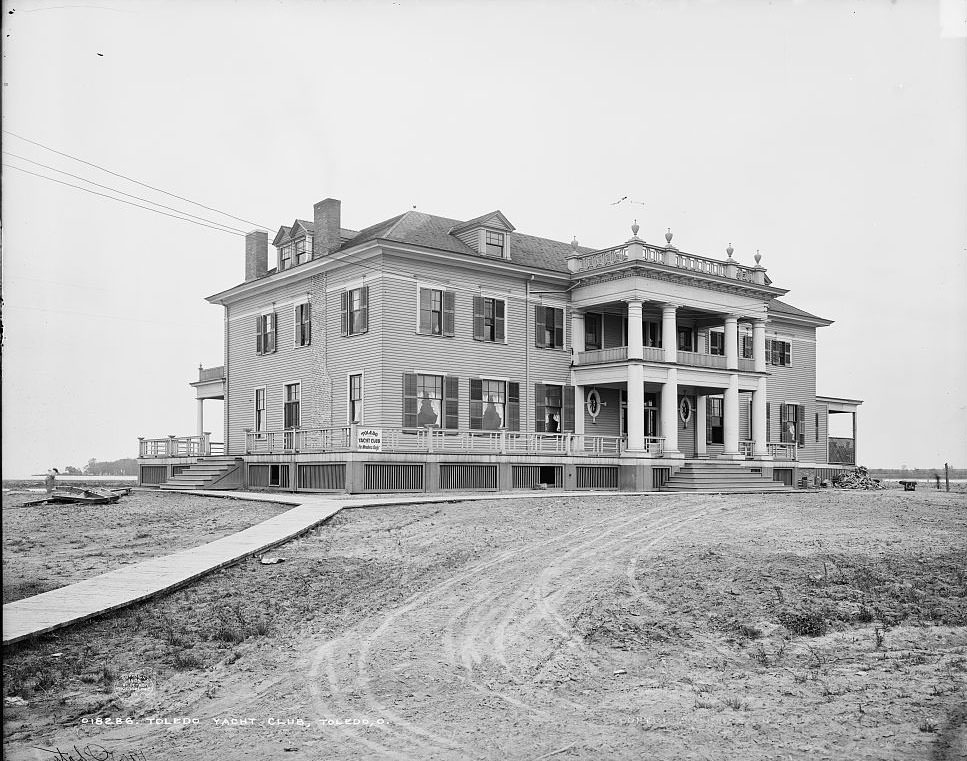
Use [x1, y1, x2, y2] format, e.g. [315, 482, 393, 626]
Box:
[34, 744, 147, 761]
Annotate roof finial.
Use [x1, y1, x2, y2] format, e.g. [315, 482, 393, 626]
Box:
[754, 249, 762, 265]
[726, 243, 734, 260]
[665, 227, 673, 245]
[631, 219, 640, 238]
[571, 235, 580, 249]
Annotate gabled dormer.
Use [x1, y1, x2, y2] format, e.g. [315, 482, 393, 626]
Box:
[449, 211, 516, 261]
[272, 220, 314, 272]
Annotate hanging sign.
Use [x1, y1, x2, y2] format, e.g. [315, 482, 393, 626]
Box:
[356, 428, 383, 452]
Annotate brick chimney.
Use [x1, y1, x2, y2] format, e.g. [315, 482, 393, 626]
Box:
[245, 230, 268, 282]
[313, 198, 341, 258]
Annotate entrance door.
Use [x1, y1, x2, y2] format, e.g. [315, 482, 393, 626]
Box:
[644, 393, 658, 438]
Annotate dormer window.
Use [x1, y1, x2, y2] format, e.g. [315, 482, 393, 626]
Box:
[486, 231, 505, 258]
[297, 236, 313, 265]
[280, 243, 294, 271]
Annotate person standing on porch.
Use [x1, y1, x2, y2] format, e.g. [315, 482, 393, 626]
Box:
[45, 468, 59, 495]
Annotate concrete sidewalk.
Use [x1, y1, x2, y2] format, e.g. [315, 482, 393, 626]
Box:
[3, 489, 660, 646]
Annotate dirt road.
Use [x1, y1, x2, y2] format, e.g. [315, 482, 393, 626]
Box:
[4, 490, 965, 760]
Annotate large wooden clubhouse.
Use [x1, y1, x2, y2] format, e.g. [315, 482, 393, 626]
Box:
[138, 197, 861, 493]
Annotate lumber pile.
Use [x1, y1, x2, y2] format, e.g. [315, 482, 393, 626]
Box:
[833, 467, 883, 490]
[23, 487, 130, 507]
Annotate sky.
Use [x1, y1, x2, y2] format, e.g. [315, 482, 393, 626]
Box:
[2, 0, 965, 476]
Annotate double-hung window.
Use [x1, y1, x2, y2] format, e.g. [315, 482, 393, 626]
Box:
[709, 330, 725, 356]
[341, 286, 369, 336]
[534, 383, 576, 433]
[741, 334, 753, 359]
[470, 378, 519, 431]
[767, 339, 791, 366]
[402, 373, 458, 429]
[256, 313, 277, 355]
[485, 231, 505, 258]
[283, 383, 301, 429]
[584, 313, 602, 350]
[280, 243, 294, 271]
[535, 306, 565, 349]
[349, 373, 363, 424]
[677, 326, 695, 352]
[780, 403, 806, 446]
[473, 296, 505, 342]
[419, 288, 455, 336]
[296, 236, 313, 265]
[707, 397, 724, 444]
[644, 321, 662, 348]
[254, 388, 266, 435]
[295, 302, 311, 347]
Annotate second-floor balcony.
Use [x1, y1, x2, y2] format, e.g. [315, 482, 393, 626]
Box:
[575, 346, 757, 373]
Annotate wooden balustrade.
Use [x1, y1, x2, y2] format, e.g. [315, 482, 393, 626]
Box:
[768, 442, 798, 461]
[677, 351, 727, 369]
[197, 365, 225, 382]
[138, 435, 222, 458]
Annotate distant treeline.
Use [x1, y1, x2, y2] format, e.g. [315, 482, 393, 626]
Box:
[55, 458, 139, 476]
[869, 467, 967, 479]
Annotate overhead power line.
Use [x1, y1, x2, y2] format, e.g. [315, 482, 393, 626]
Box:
[2, 129, 273, 231]
[4, 151, 248, 235]
[4, 163, 246, 236]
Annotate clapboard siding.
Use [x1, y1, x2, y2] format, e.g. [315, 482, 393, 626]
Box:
[377, 253, 571, 431]
[765, 320, 824, 462]
[584, 386, 621, 436]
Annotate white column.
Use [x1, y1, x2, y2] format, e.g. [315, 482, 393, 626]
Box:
[571, 310, 585, 359]
[753, 319, 767, 373]
[197, 399, 205, 438]
[753, 376, 771, 458]
[574, 385, 585, 436]
[626, 365, 645, 451]
[725, 315, 739, 371]
[852, 412, 858, 466]
[662, 304, 678, 363]
[627, 300, 643, 359]
[660, 367, 680, 455]
[696, 393, 707, 457]
[722, 373, 741, 458]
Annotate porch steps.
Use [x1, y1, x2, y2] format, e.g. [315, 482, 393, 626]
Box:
[661, 461, 788, 493]
[160, 457, 240, 491]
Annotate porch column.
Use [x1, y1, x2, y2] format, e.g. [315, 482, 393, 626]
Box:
[696, 394, 707, 457]
[721, 373, 741, 459]
[725, 315, 739, 370]
[753, 319, 767, 373]
[753, 376, 771, 458]
[662, 304, 678, 363]
[571, 310, 585, 360]
[196, 399, 205, 438]
[852, 412, 858, 465]
[660, 367, 681, 455]
[626, 365, 645, 451]
[574, 385, 585, 436]
[627, 300, 643, 359]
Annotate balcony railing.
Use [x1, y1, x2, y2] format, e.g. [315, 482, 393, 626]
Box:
[739, 440, 755, 457]
[139, 434, 223, 458]
[198, 365, 225, 382]
[768, 442, 798, 461]
[641, 346, 665, 362]
[677, 351, 727, 369]
[827, 437, 855, 465]
[577, 346, 628, 364]
[573, 242, 761, 283]
[235, 427, 627, 457]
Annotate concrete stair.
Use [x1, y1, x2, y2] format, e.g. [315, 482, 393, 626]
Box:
[160, 457, 241, 491]
[661, 461, 790, 493]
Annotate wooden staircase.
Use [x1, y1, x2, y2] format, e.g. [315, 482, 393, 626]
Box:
[160, 457, 241, 491]
[661, 461, 790, 493]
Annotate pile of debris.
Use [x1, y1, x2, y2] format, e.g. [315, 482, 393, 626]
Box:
[833, 466, 883, 490]
[23, 486, 131, 507]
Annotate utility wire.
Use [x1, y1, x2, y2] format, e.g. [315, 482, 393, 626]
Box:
[4, 164, 246, 236]
[4, 151, 249, 234]
[2, 129, 273, 230]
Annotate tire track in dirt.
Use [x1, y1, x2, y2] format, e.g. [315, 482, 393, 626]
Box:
[306, 505, 644, 758]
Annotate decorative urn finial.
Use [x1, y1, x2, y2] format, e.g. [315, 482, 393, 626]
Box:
[726, 243, 734, 260]
[665, 228, 673, 245]
[754, 249, 762, 265]
[631, 219, 640, 237]
[571, 235, 580, 249]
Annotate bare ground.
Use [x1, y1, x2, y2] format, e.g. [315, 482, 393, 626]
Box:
[3, 489, 966, 760]
[1, 489, 291, 603]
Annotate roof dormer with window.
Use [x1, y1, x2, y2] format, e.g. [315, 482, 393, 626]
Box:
[272, 220, 314, 272]
[449, 211, 515, 261]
